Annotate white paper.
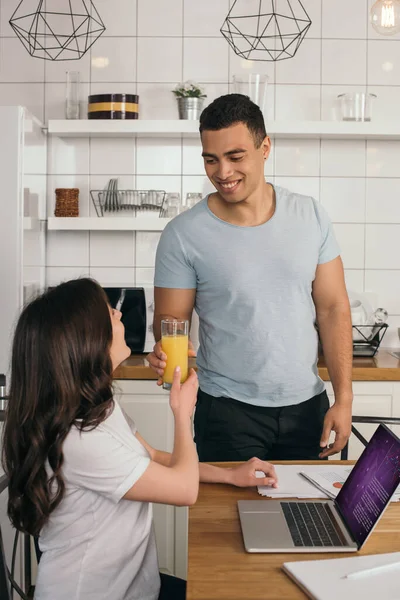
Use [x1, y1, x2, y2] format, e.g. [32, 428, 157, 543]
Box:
[283, 552, 400, 600]
[257, 465, 329, 498]
[258, 465, 400, 501]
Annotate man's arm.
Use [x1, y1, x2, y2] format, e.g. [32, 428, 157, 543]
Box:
[312, 256, 353, 458]
[148, 287, 197, 381]
[153, 287, 196, 341]
[135, 432, 172, 465]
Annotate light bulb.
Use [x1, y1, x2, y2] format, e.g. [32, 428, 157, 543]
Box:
[370, 0, 400, 35]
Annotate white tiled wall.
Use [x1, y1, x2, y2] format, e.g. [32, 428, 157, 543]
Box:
[0, 0, 399, 347]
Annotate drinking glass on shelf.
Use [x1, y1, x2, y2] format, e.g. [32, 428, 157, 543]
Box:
[185, 192, 203, 209]
[232, 73, 269, 113]
[164, 193, 181, 218]
[65, 71, 80, 119]
[161, 319, 189, 390]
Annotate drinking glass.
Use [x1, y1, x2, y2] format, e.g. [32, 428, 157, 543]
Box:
[161, 319, 189, 390]
[65, 71, 80, 119]
[164, 193, 181, 218]
[185, 192, 203, 209]
[232, 73, 269, 113]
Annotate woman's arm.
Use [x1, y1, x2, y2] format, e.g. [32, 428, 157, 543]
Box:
[199, 459, 278, 488]
[136, 433, 278, 489]
[123, 368, 199, 506]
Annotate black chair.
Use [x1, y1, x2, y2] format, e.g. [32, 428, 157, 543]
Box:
[0, 525, 11, 600]
[0, 476, 32, 600]
[341, 416, 400, 460]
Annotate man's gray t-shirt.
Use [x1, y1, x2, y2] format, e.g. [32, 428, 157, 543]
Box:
[154, 186, 340, 407]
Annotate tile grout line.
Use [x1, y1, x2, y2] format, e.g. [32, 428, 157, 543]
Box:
[363, 0, 370, 292]
[134, 0, 140, 284]
[180, 0, 185, 203]
[1, 35, 398, 41]
[318, 0, 323, 207]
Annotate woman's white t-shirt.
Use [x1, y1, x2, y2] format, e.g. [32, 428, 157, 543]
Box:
[34, 400, 160, 600]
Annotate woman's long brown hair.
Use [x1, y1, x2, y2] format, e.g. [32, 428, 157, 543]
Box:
[2, 278, 114, 536]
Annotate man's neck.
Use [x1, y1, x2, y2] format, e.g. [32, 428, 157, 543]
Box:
[208, 182, 276, 227]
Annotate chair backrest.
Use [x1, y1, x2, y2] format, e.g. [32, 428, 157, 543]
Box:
[0, 519, 11, 600]
[0, 526, 11, 600]
[0, 476, 32, 600]
[341, 416, 400, 460]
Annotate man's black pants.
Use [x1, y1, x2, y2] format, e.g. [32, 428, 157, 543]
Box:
[194, 388, 330, 462]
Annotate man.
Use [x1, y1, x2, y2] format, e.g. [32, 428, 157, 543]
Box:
[148, 93, 353, 462]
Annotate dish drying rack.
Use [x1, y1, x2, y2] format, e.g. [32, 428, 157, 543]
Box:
[318, 323, 388, 358]
[352, 324, 388, 357]
[91, 184, 167, 217]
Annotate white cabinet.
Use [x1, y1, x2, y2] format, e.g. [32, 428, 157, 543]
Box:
[114, 380, 188, 578]
[325, 381, 399, 459]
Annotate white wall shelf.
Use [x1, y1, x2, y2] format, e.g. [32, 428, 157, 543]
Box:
[47, 119, 200, 138]
[47, 217, 171, 231]
[47, 119, 400, 140]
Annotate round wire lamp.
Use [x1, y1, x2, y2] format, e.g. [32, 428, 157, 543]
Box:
[221, 0, 312, 62]
[9, 0, 106, 61]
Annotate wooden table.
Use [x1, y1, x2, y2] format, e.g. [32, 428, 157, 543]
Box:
[187, 461, 400, 600]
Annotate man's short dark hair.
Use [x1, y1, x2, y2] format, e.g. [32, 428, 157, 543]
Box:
[199, 94, 267, 148]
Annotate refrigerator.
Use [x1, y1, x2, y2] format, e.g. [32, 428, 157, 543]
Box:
[0, 106, 47, 379]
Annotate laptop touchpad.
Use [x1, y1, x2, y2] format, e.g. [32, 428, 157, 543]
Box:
[239, 507, 293, 551]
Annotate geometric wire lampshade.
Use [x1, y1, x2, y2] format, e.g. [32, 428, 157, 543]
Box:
[9, 0, 106, 61]
[221, 0, 312, 62]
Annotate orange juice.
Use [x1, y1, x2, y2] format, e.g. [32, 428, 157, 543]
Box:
[161, 334, 189, 386]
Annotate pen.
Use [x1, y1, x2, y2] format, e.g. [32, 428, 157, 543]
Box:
[298, 471, 336, 500]
[344, 560, 400, 580]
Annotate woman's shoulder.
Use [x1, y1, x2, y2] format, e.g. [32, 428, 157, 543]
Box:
[64, 402, 124, 449]
[63, 400, 142, 462]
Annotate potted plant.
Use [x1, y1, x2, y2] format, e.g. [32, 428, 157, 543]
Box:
[172, 81, 207, 120]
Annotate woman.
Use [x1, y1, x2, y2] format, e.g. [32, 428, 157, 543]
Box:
[2, 278, 277, 600]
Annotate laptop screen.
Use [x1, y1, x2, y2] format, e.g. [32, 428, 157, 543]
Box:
[336, 424, 400, 547]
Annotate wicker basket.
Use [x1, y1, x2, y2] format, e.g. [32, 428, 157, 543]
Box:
[54, 188, 79, 217]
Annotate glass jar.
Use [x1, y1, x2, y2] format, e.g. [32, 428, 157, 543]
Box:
[337, 92, 377, 122]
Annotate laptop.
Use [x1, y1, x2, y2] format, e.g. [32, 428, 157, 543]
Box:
[238, 424, 400, 553]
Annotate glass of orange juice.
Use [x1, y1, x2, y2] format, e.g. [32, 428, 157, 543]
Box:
[161, 319, 189, 390]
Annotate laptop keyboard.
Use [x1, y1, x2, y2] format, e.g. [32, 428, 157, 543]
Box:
[281, 502, 345, 547]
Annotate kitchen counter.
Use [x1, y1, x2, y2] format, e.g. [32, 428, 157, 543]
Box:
[113, 348, 400, 381]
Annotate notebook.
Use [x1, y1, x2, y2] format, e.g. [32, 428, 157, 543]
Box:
[282, 552, 400, 600]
